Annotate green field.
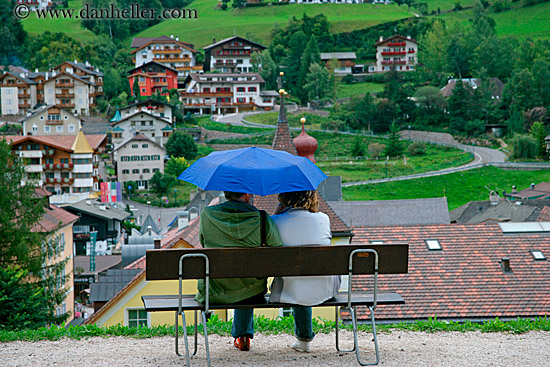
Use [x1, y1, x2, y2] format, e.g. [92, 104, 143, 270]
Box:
[336, 82, 385, 99]
[424, 0, 477, 12]
[134, 0, 414, 48]
[342, 165, 550, 210]
[434, 1, 550, 40]
[22, 1, 98, 42]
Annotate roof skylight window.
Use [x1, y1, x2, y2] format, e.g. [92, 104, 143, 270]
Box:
[425, 239, 442, 251]
[531, 250, 546, 260]
[370, 241, 384, 244]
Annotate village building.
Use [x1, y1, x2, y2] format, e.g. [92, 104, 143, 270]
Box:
[0, 72, 38, 115]
[203, 36, 266, 73]
[113, 134, 165, 190]
[370, 35, 418, 73]
[110, 110, 173, 150]
[20, 105, 84, 136]
[43, 71, 94, 116]
[51, 61, 104, 103]
[320, 52, 358, 75]
[127, 61, 178, 97]
[130, 35, 202, 79]
[116, 99, 174, 123]
[180, 72, 277, 114]
[2, 132, 107, 204]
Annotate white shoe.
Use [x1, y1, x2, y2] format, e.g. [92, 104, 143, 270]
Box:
[291, 340, 311, 353]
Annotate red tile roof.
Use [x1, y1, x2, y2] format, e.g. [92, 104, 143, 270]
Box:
[124, 217, 201, 270]
[35, 204, 79, 233]
[537, 207, 550, 222]
[2, 134, 106, 152]
[254, 194, 351, 236]
[348, 223, 550, 322]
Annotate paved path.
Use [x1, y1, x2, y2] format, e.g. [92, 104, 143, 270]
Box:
[121, 198, 188, 230]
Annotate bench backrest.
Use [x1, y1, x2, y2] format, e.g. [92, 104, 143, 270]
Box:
[145, 244, 408, 281]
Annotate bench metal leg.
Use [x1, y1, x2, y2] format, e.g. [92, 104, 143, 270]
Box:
[176, 310, 211, 366]
[335, 306, 356, 352]
[351, 306, 380, 366]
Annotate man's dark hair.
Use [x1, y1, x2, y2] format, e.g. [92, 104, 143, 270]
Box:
[224, 191, 246, 201]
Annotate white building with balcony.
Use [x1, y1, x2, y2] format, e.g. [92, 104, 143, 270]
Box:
[110, 110, 173, 150]
[371, 35, 418, 73]
[180, 73, 277, 114]
[130, 35, 202, 78]
[21, 105, 84, 136]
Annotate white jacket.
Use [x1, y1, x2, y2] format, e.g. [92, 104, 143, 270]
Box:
[269, 208, 341, 306]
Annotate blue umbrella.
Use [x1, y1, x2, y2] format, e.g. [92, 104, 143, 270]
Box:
[178, 147, 327, 196]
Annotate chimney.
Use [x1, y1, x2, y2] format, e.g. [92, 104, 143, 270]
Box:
[512, 185, 517, 194]
[154, 238, 161, 249]
[500, 257, 512, 273]
[171, 34, 174, 39]
[407, 35, 411, 39]
[176, 36, 179, 41]
[177, 210, 190, 230]
[213, 37, 216, 44]
[35, 68, 38, 73]
[379, 36, 383, 42]
[74, 59, 78, 63]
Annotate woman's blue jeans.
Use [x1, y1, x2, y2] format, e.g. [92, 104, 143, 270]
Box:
[293, 306, 315, 342]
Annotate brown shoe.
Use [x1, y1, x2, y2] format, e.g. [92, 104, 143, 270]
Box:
[234, 336, 250, 351]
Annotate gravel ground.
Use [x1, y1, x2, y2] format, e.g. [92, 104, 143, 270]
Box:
[2, 330, 549, 366]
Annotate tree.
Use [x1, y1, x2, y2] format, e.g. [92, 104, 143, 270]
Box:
[103, 67, 121, 100]
[298, 36, 321, 104]
[304, 63, 334, 105]
[132, 78, 141, 99]
[149, 171, 174, 194]
[384, 121, 404, 157]
[529, 121, 547, 158]
[351, 137, 367, 157]
[503, 69, 537, 113]
[0, 0, 27, 64]
[165, 156, 189, 178]
[0, 140, 66, 329]
[413, 86, 446, 127]
[165, 131, 198, 159]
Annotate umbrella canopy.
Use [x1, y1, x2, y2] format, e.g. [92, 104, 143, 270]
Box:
[178, 147, 327, 196]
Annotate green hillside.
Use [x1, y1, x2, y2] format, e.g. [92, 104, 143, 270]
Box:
[434, 1, 550, 40]
[133, 0, 413, 48]
[22, 0, 98, 42]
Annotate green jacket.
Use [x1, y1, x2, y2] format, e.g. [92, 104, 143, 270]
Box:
[195, 200, 282, 304]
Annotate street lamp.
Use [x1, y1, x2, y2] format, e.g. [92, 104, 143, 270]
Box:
[408, 125, 411, 141]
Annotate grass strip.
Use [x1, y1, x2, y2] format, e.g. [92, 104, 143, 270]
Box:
[2, 315, 548, 342]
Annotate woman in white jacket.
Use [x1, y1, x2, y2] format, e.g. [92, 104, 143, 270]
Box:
[269, 190, 340, 352]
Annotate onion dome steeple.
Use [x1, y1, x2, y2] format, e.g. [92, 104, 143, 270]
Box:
[293, 117, 318, 163]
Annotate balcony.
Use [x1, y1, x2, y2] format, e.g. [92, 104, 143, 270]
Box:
[180, 91, 233, 98]
[408, 50, 416, 54]
[57, 82, 74, 88]
[382, 51, 406, 56]
[152, 48, 182, 54]
[217, 50, 251, 56]
[42, 149, 55, 156]
[59, 103, 75, 108]
[56, 93, 75, 98]
[19, 103, 31, 109]
[155, 57, 192, 63]
[382, 60, 407, 65]
[387, 42, 406, 47]
[215, 61, 237, 67]
[43, 163, 74, 170]
[18, 93, 30, 99]
[44, 177, 74, 185]
[46, 119, 63, 125]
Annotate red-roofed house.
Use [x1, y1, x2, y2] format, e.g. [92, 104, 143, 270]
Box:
[348, 223, 550, 322]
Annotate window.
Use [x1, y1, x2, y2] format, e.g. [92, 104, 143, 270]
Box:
[60, 158, 69, 164]
[425, 239, 442, 251]
[56, 126, 63, 132]
[151, 155, 160, 160]
[531, 250, 546, 260]
[143, 168, 150, 173]
[122, 169, 130, 174]
[132, 144, 138, 148]
[32, 124, 38, 133]
[141, 155, 150, 161]
[132, 169, 139, 174]
[248, 87, 257, 92]
[44, 126, 51, 133]
[236, 87, 245, 92]
[48, 114, 61, 121]
[153, 168, 160, 173]
[127, 309, 148, 327]
[60, 233, 65, 252]
[142, 144, 149, 148]
[69, 125, 75, 132]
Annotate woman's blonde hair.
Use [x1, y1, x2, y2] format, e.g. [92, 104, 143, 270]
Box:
[278, 190, 319, 213]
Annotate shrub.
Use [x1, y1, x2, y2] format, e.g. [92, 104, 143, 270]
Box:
[342, 74, 355, 84]
[511, 134, 538, 159]
[407, 142, 427, 156]
[368, 142, 385, 159]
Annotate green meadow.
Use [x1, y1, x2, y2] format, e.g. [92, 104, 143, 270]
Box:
[336, 82, 385, 99]
[22, 0, 98, 42]
[134, 0, 414, 48]
[342, 165, 550, 211]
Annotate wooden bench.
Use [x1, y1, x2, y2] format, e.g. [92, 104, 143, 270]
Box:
[143, 244, 408, 366]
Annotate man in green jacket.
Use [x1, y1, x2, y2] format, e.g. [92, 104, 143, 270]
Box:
[196, 191, 282, 351]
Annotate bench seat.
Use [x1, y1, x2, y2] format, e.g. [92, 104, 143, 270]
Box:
[142, 292, 404, 312]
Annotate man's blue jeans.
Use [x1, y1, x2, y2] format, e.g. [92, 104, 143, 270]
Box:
[293, 306, 315, 342]
[230, 293, 266, 339]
